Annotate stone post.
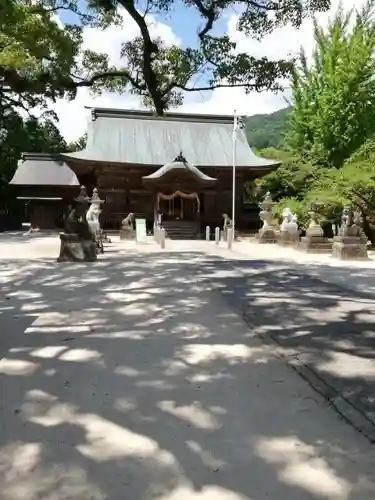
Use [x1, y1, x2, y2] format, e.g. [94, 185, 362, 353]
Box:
[257, 192, 277, 243]
[160, 228, 166, 249]
[227, 228, 233, 249]
[205, 225, 210, 241]
[215, 227, 220, 245]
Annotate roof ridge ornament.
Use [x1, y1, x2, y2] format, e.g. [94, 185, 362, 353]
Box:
[173, 151, 188, 165]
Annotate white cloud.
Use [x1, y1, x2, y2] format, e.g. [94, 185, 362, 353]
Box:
[181, 0, 366, 118]
[53, 0, 367, 141]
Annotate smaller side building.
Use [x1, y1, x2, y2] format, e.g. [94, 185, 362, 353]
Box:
[9, 153, 79, 229]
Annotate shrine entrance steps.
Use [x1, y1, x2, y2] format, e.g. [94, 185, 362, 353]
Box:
[163, 220, 198, 239]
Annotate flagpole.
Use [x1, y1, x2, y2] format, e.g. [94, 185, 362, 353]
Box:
[232, 111, 237, 237]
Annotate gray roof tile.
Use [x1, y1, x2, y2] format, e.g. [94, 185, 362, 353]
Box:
[63, 108, 279, 169]
[10, 153, 79, 186]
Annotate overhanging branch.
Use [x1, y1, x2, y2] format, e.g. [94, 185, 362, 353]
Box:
[73, 69, 143, 90]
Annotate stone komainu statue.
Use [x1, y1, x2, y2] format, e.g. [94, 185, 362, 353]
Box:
[222, 213, 232, 241]
[120, 213, 135, 240]
[121, 213, 134, 228]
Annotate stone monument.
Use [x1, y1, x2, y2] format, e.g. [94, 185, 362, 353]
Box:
[257, 192, 277, 243]
[279, 207, 299, 246]
[120, 212, 135, 240]
[86, 188, 105, 253]
[332, 206, 368, 260]
[300, 201, 331, 253]
[57, 186, 97, 262]
[222, 213, 232, 242]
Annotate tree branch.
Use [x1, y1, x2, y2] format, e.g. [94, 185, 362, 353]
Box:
[117, 0, 165, 114]
[191, 0, 279, 40]
[73, 69, 143, 90]
[176, 82, 255, 92]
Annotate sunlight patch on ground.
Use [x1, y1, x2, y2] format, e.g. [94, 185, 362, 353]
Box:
[21, 394, 182, 470]
[158, 401, 222, 430]
[116, 302, 160, 316]
[89, 329, 152, 339]
[186, 440, 226, 469]
[30, 346, 67, 359]
[104, 291, 155, 302]
[0, 358, 39, 376]
[0, 441, 105, 500]
[161, 485, 249, 500]
[59, 348, 102, 362]
[254, 436, 350, 499]
[170, 323, 213, 339]
[318, 351, 375, 378]
[26, 325, 92, 335]
[177, 344, 261, 365]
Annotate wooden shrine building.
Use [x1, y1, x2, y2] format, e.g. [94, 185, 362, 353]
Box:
[10, 108, 280, 235]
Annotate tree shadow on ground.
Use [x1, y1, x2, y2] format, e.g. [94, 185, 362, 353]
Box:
[197, 257, 375, 427]
[1, 251, 375, 500]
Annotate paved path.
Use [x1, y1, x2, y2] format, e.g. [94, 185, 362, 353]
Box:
[1, 238, 375, 499]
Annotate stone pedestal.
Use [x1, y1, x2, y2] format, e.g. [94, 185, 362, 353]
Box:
[257, 227, 277, 244]
[57, 233, 97, 262]
[300, 235, 332, 253]
[332, 236, 368, 260]
[119, 228, 135, 240]
[278, 230, 299, 246]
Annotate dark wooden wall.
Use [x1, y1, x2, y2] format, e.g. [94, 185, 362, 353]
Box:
[23, 161, 263, 232]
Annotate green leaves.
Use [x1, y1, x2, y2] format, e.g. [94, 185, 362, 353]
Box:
[1, 0, 333, 115]
[286, 0, 375, 167]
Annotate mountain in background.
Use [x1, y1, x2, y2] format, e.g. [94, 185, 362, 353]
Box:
[245, 107, 291, 150]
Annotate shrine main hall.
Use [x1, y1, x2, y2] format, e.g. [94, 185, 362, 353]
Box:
[10, 107, 279, 237]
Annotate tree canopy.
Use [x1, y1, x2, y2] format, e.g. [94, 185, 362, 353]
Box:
[1, 0, 332, 115]
[286, 0, 375, 167]
[252, 0, 375, 241]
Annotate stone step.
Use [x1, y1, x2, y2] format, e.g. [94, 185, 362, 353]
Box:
[162, 221, 198, 240]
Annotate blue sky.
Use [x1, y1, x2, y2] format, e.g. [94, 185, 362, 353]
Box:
[59, 0, 232, 49]
[153, 0, 232, 47]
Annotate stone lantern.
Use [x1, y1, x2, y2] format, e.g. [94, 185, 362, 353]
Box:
[57, 185, 97, 262]
[257, 192, 277, 243]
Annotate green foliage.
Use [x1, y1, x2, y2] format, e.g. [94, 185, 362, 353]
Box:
[286, 0, 375, 167]
[1, 0, 332, 116]
[255, 148, 318, 200]
[312, 139, 375, 212]
[272, 197, 310, 230]
[0, 109, 69, 202]
[245, 107, 291, 149]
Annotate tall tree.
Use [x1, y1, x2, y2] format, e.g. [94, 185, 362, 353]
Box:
[1, 0, 331, 116]
[286, 0, 375, 167]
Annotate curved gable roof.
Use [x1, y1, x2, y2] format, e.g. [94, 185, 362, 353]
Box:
[142, 154, 216, 182]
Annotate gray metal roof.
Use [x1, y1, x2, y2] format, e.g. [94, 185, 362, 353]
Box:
[63, 108, 279, 169]
[143, 157, 216, 182]
[10, 153, 79, 186]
